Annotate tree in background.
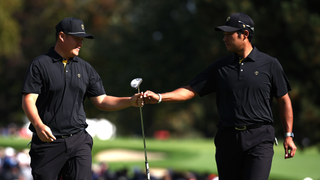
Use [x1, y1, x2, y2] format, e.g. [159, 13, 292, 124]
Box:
[0, 0, 24, 125]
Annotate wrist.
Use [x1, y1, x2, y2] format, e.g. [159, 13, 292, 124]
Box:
[284, 132, 294, 138]
[157, 93, 162, 104]
[32, 120, 44, 128]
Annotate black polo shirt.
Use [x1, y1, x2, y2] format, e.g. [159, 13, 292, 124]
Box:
[189, 46, 291, 128]
[22, 47, 106, 136]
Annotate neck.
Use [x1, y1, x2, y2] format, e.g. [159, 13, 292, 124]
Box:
[54, 44, 72, 60]
[237, 44, 253, 59]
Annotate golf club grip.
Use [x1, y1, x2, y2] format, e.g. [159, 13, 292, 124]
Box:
[145, 161, 150, 180]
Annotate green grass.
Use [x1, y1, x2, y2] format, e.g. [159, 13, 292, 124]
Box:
[91, 138, 217, 174]
[1, 136, 319, 180]
[271, 144, 320, 180]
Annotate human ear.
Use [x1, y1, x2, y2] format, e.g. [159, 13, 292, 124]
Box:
[59, 32, 66, 42]
[243, 30, 249, 40]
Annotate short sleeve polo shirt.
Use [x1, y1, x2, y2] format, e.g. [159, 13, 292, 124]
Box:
[189, 46, 291, 128]
[22, 47, 106, 135]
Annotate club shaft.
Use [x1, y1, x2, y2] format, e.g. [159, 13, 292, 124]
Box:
[139, 106, 148, 161]
[138, 87, 150, 180]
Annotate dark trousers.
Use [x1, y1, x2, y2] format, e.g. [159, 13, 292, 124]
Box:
[29, 130, 93, 180]
[214, 125, 275, 180]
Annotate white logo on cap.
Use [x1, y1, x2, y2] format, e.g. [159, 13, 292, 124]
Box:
[226, 17, 230, 22]
[81, 24, 84, 30]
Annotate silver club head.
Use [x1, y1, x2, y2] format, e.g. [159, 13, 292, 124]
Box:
[130, 78, 143, 89]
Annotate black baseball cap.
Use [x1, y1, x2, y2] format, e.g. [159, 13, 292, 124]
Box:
[55, 17, 94, 39]
[215, 13, 254, 33]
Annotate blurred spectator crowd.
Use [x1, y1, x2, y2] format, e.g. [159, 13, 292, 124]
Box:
[0, 147, 32, 180]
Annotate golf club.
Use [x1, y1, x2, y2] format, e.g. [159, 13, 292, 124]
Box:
[130, 78, 150, 180]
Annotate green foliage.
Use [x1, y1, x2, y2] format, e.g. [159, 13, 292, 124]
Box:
[0, 0, 22, 59]
[1, 0, 320, 148]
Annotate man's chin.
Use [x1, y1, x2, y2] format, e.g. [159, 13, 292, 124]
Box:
[72, 51, 79, 57]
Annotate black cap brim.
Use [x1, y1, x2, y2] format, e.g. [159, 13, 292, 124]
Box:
[215, 26, 241, 32]
[68, 32, 94, 39]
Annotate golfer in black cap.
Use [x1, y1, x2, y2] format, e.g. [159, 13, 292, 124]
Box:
[143, 12, 296, 180]
[22, 17, 143, 180]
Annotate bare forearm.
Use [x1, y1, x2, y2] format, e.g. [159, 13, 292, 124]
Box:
[161, 86, 197, 103]
[144, 85, 197, 104]
[22, 94, 43, 127]
[277, 94, 293, 132]
[91, 93, 141, 111]
[93, 96, 132, 111]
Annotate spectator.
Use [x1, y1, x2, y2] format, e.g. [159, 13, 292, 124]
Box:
[0, 147, 24, 180]
[16, 149, 32, 180]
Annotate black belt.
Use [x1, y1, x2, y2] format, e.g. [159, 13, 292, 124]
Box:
[55, 129, 83, 138]
[223, 122, 271, 131]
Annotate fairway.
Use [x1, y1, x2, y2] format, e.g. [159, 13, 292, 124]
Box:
[0, 136, 319, 179]
[92, 138, 217, 173]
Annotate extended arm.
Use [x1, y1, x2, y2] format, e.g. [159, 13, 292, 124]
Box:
[22, 93, 56, 142]
[90, 93, 143, 111]
[143, 85, 198, 104]
[276, 93, 297, 159]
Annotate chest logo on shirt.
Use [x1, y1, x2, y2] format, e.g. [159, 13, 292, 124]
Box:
[254, 71, 259, 76]
[78, 74, 81, 78]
